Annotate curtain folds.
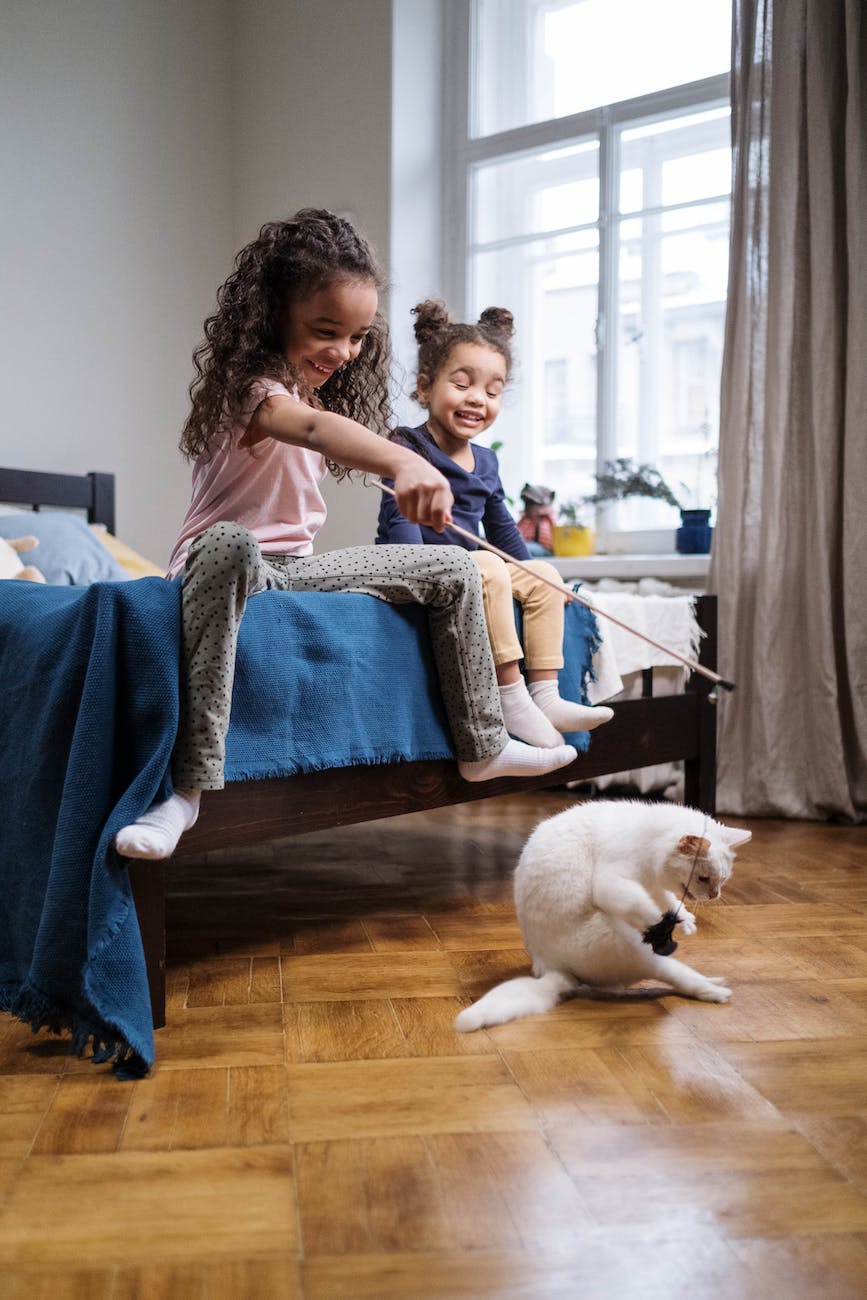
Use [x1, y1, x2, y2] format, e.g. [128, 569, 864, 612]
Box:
[710, 0, 867, 821]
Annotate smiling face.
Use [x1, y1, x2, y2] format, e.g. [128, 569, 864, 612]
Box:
[417, 341, 508, 456]
[282, 277, 379, 389]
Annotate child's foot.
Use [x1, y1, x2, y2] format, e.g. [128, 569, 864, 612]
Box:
[458, 739, 578, 783]
[498, 678, 564, 747]
[114, 789, 201, 860]
[528, 681, 614, 733]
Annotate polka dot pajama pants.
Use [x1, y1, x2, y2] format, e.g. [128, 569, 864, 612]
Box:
[172, 522, 510, 789]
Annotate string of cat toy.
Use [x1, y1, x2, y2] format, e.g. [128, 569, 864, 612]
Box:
[642, 816, 710, 956]
[372, 479, 735, 697]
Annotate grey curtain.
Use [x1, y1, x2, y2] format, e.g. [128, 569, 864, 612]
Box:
[709, 0, 867, 821]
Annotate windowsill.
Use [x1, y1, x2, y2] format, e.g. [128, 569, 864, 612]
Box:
[548, 553, 710, 586]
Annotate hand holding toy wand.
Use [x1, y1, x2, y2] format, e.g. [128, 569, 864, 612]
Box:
[372, 478, 735, 698]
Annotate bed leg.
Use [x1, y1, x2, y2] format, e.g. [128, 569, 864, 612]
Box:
[684, 594, 717, 815]
[128, 860, 167, 1030]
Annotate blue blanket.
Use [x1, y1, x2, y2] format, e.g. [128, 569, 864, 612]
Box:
[227, 590, 600, 776]
[0, 580, 180, 1078]
[0, 579, 600, 1076]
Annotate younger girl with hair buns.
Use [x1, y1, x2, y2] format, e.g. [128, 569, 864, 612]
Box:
[377, 299, 613, 748]
[115, 213, 578, 861]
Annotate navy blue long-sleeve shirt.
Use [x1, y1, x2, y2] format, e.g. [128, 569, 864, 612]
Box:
[376, 423, 531, 560]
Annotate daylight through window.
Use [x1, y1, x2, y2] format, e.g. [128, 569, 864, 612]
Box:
[446, 0, 733, 543]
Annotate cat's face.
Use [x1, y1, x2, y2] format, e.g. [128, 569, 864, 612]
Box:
[667, 824, 752, 901]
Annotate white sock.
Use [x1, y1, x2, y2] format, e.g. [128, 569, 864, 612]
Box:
[498, 678, 564, 747]
[458, 739, 578, 783]
[528, 680, 614, 733]
[114, 788, 201, 860]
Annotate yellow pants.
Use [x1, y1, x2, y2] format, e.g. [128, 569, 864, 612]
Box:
[473, 551, 566, 671]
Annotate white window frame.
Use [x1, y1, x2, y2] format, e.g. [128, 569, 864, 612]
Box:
[442, 0, 731, 548]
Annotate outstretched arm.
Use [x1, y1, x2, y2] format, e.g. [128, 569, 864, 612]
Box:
[247, 394, 453, 531]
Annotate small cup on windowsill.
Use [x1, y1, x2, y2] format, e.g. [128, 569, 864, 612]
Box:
[552, 524, 595, 557]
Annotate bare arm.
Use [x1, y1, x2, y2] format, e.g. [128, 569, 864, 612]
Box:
[247, 395, 452, 531]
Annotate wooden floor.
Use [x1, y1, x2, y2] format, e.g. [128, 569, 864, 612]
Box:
[1, 791, 867, 1299]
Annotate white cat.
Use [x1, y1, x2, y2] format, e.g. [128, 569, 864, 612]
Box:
[455, 800, 751, 1031]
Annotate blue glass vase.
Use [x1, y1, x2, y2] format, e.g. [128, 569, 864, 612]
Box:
[676, 508, 713, 555]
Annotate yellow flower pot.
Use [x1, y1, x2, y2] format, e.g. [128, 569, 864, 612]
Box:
[552, 525, 595, 557]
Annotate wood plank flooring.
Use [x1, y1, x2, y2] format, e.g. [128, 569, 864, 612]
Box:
[1, 791, 866, 1298]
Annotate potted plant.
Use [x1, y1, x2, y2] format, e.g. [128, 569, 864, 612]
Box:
[585, 458, 712, 554]
[584, 457, 682, 510]
[552, 500, 595, 557]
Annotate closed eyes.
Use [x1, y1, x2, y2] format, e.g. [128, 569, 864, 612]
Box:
[315, 326, 369, 342]
[452, 381, 504, 398]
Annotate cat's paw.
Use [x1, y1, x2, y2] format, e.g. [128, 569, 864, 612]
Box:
[695, 977, 731, 1003]
[677, 907, 697, 936]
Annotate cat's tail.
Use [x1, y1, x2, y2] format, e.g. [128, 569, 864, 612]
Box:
[454, 971, 578, 1032]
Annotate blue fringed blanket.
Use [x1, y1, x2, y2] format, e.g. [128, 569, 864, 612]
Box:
[0, 580, 180, 1078]
[0, 579, 599, 1076]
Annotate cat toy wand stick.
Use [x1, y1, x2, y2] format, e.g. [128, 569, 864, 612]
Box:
[372, 479, 735, 697]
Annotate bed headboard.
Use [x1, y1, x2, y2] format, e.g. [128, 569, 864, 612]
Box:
[0, 467, 116, 533]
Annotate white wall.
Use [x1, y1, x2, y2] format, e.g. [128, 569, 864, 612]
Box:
[0, 0, 235, 567]
[0, 0, 444, 560]
[390, 0, 445, 430]
[229, 0, 394, 551]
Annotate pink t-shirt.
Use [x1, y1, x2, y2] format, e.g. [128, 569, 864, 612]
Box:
[166, 378, 328, 578]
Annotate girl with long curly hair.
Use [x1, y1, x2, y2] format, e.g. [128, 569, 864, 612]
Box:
[115, 211, 577, 860]
[377, 298, 613, 745]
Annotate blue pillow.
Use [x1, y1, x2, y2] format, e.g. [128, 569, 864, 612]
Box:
[0, 512, 130, 585]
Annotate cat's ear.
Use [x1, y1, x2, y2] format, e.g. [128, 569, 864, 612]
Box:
[677, 834, 711, 858]
[719, 825, 752, 849]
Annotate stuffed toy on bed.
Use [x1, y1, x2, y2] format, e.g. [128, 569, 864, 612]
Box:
[0, 535, 46, 583]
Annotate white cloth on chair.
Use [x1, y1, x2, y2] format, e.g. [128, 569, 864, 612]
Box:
[577, 583, 704, 796]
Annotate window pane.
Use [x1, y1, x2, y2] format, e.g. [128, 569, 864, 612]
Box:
[471, 140, 599, 247]
[608, 105, 730, 527]
[620, 108, 732, 213]
[614, 211, 728, 526]
[469, 235, 599, 514]
[472, 0, 732, 138]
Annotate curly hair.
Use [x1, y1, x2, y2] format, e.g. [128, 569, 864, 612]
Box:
[180, 209, 393, 475]
[409, 298, 515, 403]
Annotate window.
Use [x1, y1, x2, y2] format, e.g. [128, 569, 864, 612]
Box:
[444, 0, 732, 543]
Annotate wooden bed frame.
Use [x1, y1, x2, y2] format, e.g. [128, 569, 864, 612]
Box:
[1, 466, 718, 1030]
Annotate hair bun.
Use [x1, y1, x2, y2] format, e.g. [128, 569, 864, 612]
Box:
[411, 298, 451, 343]
[478, 306, 514, 339]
